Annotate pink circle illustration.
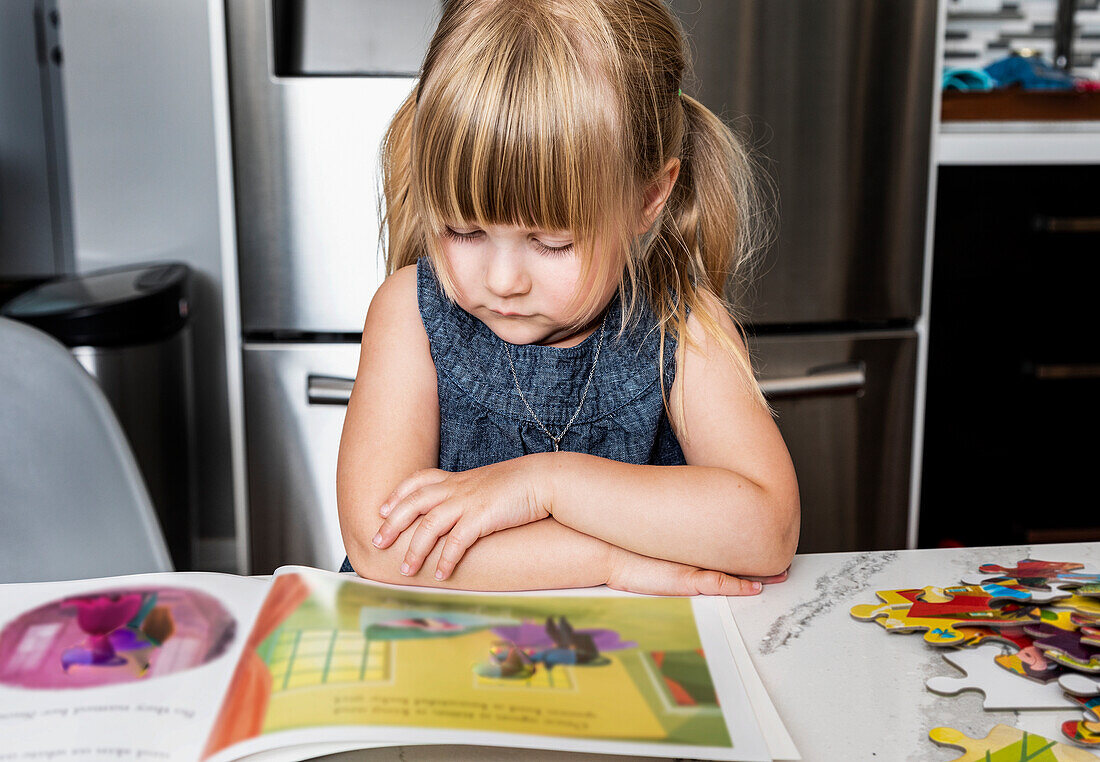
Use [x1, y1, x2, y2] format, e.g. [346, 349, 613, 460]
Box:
[0, 587, 236, 689]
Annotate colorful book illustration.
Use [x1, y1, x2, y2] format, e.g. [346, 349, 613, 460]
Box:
[0, 567, 792, 761]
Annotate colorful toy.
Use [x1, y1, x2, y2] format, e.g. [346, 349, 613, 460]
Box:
[930, 724, 1097, 761]
[1025, 623, 1100, 673]
[964, 559, 1100, 608]
[926, 644, 1077, 711]
[850, 585, 1043, 645]
[1061, 718, 1100, 748]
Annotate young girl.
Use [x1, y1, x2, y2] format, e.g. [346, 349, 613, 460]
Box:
[336, 0, 799, 596]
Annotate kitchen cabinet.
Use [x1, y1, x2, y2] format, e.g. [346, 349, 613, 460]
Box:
[919, 163, 1100, 547]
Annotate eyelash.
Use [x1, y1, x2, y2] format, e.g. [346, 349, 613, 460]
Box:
[442, 227, 574, 257]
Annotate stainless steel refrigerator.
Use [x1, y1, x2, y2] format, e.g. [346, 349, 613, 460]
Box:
[671, 0, 936, 554]
[227, 0, 937, 572]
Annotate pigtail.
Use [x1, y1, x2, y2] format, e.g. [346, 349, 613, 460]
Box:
[651, 94, 776, 418]
[379, 87, 423, 276]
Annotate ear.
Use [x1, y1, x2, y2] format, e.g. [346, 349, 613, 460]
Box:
[636, 158, 681, 234]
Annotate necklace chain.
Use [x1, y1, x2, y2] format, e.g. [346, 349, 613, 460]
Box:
[505, 316, 606, 452]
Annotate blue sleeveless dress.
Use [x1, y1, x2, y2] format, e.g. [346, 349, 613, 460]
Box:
[339, 256, 685, 572]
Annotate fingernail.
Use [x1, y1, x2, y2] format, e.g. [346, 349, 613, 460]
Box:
[400, 562, 410, 575]
[434, 570, 443, 580]
[372, 533, 383, 547]
[751, 581, 762, 593]
[379, 503, 390, 517]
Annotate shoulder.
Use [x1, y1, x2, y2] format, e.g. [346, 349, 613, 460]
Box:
[364, 264, 422, 343]
[679, 288, 747, 359]
[368, 262, 418, 320]
[360, 264, 434, 380]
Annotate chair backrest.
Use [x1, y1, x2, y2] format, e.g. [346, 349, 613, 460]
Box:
[0, 317, 173, 582]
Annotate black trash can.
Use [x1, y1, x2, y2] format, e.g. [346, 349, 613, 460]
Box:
[2, 263, 196, 568]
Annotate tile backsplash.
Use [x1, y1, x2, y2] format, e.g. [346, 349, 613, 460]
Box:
[945, 0, 1100, 79]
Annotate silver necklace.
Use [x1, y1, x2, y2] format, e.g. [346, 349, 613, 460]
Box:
[505, 315, 607, 452]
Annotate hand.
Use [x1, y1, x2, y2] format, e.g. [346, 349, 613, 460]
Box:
[370, 459, 550, 580]
[606, 546, 787, 596]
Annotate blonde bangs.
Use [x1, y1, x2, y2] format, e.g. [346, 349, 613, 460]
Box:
[409, 5, 635, 325]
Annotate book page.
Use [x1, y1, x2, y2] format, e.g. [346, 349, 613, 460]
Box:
[0, 572, 267, 762]
[204, 567, 770, 762]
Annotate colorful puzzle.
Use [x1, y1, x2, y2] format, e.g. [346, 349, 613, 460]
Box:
[926, 644, 1078, 711]
[853, 557, 1100, 755]
[1022, 621, 1100, 674]
[930, 724, 1099, 761]
[849, 585, 1043, 645]
[964, 559, 1100, 611]
[1061, 719, 1100, 748]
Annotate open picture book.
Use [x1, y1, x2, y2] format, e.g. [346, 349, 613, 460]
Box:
[0, 566, 798, 762]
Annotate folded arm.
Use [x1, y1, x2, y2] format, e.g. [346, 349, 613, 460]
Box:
[336, 265, 765, 595]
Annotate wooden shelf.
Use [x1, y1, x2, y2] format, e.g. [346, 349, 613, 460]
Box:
[941, 89, 1100, 122]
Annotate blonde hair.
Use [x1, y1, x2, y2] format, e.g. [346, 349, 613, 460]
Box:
[379, 0, 776, 418]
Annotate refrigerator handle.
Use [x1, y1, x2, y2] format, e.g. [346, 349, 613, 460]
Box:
[307, 375, 355, 406]
[310, 364, 869, 405]
[759, 362, 866, 400]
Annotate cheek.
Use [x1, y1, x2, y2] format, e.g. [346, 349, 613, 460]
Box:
[439, 245, 479, 299]
[538, 259, 586, 308]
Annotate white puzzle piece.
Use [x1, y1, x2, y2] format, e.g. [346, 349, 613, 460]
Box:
[926, 643, 1079, 711]
[1061, 672, 1100, 697]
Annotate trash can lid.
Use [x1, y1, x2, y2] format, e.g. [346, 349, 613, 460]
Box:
[0, 262, 191, 347]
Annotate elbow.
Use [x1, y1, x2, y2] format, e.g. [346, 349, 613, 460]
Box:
[342, 532, 386, 582]
[760, 487, 800, 576]
[338, 502, 399, 585]
[719, 486, 801, 578]
[343, 536, 410, 586]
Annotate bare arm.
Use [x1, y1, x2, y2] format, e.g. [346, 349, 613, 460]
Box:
[336, 265, 762, 594]
[542, 293, 800, 577]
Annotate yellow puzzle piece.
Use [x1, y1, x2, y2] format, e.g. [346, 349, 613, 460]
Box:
[930, 724, 1097, 762]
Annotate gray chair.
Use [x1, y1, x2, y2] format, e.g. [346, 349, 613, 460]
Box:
[0, 316, 172, 582]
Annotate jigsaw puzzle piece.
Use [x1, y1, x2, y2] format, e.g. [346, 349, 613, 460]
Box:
[1051, 594, 1100, 617]
[964, 559, 1100, 604]
[1061, 673, 1100, 697]
[926, 644, 1078, 710]
[931, 724, 1098, 761]
[1047, 650, 1100, 673]
[1025, 623, 1100, 672]
[851, 585, 1044, 644]
[928, 624, 1032, 649]
[995, 643, 1067, 684]
[1074, 583, 1100, 599]
[1061, 719, 1100, 748]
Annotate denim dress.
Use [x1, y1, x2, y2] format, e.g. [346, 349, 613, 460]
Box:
[339, 256, 685, 572]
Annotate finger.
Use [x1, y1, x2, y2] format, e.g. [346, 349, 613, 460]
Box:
[373, 483, 446, 549]
[379, 469, 446, 518]
[690, 569, 762, 597]
[434, 518, 484, 580]
[401, 507, 461, 577]
[743, 569, 789, 585]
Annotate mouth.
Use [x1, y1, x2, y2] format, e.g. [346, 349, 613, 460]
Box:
[491, 309, 529, 318]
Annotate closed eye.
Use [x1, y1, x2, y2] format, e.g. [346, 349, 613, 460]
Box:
[442, 227, 482, 242]
[532, 239, 574, 256]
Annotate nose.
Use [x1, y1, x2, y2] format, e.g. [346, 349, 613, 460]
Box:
[484, 248, 530, 299]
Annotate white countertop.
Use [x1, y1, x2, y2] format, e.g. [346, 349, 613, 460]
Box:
[937, 122, 1100, 165]
[317, 542, 1100, 761]
[730, 542, 1100, 761]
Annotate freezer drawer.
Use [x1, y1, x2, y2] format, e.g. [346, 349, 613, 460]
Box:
[752, 330, 918, 553]
[242, 343, 360, 573]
